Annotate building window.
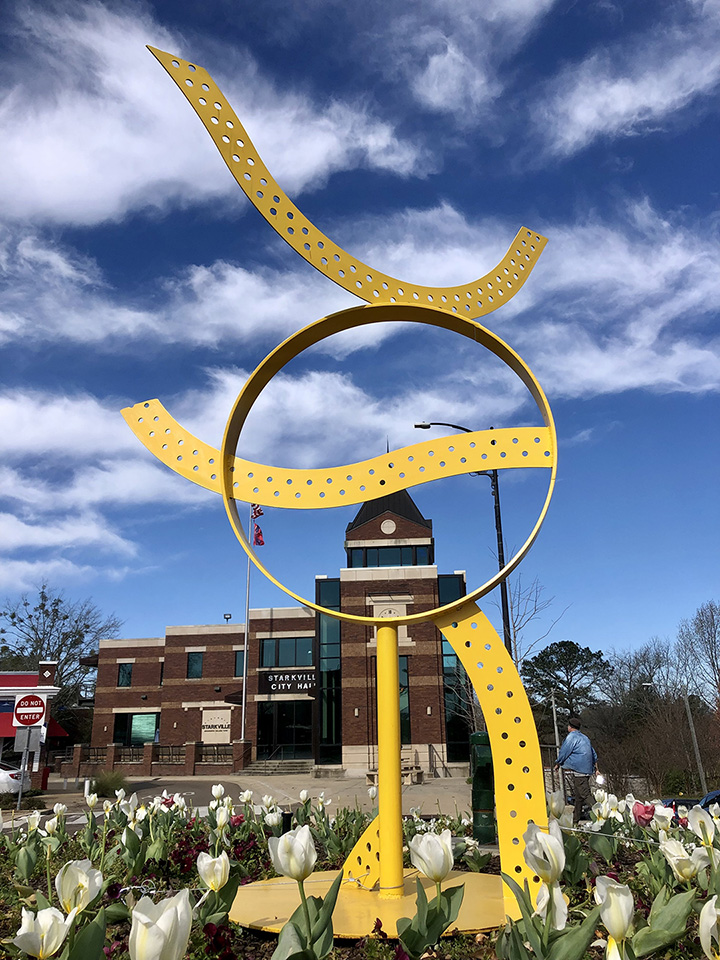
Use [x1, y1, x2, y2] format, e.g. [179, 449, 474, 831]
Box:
[117, 663, 133, 687]
[235, 649, 245, 677]
[159, 662, 164, 686]
[317, 578, 342, 764]
[260, 637, 313, 668]
[113, 712, 160, 746]
[186, 652, 203, 679]
[347, 545, 433, 567]
[399, 656, 411, 745]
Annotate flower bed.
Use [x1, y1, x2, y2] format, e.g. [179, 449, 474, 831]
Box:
[1, 784, 718, 959]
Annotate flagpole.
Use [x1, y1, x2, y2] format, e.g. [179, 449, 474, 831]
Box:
[240, 502, 252, 743]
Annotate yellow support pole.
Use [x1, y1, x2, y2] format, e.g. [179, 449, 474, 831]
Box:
[376, 623, 404, 898]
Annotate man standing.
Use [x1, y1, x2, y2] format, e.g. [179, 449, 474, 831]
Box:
[554, 716, 598, 823]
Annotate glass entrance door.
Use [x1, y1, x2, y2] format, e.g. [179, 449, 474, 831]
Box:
[257, 701, 313, 759]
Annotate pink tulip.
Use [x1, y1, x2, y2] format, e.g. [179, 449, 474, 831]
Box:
[632, 801, 655, 827]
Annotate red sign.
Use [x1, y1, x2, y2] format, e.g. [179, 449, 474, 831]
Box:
[13, 694, 47, 727]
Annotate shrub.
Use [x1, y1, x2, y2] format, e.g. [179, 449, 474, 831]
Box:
[0, 791, 45, 810]
[91, 769, 128, 797]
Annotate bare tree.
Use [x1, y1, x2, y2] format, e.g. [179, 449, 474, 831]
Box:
[677, 600, 720, 706]
[489, 573, 569, 666]
[0, 584, 122, 712]
[607, 637, 684, 704]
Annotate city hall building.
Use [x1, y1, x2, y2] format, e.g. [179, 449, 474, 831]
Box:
[84, 491, 472, 777]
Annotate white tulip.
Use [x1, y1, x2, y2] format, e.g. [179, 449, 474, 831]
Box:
[212, 784, 225, 800]
[651, 806, 674, 831]
[239, 789, 253, 804]
[299, 789, 310, 803]
[533, 880, 567, 930]
[317, 792, 331, 809]
[129, 889, 192, 960]
[265, 810, 283, 828]
[523, 821, 565, 884]
[268, 824, 318, 882]
[368, 786, 378, 801]
[262, 794, 275, 808]
[45, 817, 58, 836]
[197, 851, 230, 891]
[86, 794, 98, 810]
[689, 806, 716, 845]
[408, 829, 454, 883]
[595, 877, 634, 943]
[103, 800, 113, 816]
[115, 788, 126, 802]
[215, 806, 229, 830]
[27, 811, 41, 833]
[55, 858, 103, 915]
[660, 838, 710, 882]
[52, 803, 67, 818]
[700, 895, 720, 960]
[13, 906, 77, 959]
[547, 790, 566, 820]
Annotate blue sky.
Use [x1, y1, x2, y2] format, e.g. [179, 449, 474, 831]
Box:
[0, 0, 718, 658]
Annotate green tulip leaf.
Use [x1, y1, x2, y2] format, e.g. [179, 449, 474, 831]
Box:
[68, 907, 106, 960]
[546, 904, 601, 960]
[15, 846, 37, 883]
[501, 874, 545, 959]
[35, 891, 51, 911]
[271, 920, 313, 960]
[632, 888, 695, 957]
[104, 903, 130, 923]
[309, 871, 342, 945]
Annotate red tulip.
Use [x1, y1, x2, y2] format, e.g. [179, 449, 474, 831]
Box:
[632, 801, 655, 827]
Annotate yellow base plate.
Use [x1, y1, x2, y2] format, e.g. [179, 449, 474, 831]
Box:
[229, 869, 512, 938]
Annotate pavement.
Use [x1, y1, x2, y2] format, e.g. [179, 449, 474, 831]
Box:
[6, 770, 477, 829]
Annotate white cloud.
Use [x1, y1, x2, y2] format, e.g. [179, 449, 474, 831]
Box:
[383, 0, 557, 120]
[535, 6, 720, 156]
[0, 2, 425, 226]
[0, 511, 135, 555]
[0, 557, 100, 592]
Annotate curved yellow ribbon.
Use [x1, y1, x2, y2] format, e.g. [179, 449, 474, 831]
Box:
[122, 398, 551, 508]
[148, 46, 547, 319]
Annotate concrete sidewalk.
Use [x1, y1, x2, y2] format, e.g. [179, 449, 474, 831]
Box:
[41, 770, 474, 818]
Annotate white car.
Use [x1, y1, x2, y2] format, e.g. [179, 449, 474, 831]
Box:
[0, 760, 31, 794]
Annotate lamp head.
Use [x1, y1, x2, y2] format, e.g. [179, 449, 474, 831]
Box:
[414, 422, 431, 429]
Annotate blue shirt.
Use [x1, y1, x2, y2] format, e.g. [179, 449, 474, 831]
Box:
[556, 729, 597, 775]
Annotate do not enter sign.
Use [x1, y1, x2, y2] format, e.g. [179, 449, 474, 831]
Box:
[13, 694, 47, 727]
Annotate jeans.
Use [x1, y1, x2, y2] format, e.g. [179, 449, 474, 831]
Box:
[569, 772, 593, 823]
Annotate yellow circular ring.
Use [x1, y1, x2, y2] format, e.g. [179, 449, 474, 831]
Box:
[220, 302, 557, 626]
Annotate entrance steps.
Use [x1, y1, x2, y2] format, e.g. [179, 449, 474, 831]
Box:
[244, 759, 315, 776]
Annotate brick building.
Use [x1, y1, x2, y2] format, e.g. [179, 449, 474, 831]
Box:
[88, 491, 471, 775]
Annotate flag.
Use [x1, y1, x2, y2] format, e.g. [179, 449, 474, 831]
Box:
[251, 503, 264, 519]
[253, 522, 264, 546]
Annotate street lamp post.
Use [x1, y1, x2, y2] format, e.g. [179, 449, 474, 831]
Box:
[414, 421, 513, 658]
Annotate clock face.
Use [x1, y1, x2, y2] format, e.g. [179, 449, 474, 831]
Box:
[379, 607, 399, 619]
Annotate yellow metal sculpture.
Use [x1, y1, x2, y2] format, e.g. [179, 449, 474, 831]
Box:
[124, 45, 557, 929]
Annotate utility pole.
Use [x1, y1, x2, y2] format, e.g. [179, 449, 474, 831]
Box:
[551, 688, 564, 798]
[683, 688, 708, 795]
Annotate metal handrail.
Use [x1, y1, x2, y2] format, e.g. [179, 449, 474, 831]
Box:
[260, 743, 283, 773]
[428, 743, 451, 778]
[200, 743, 233, 763]
[156, 745, 185, 764]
